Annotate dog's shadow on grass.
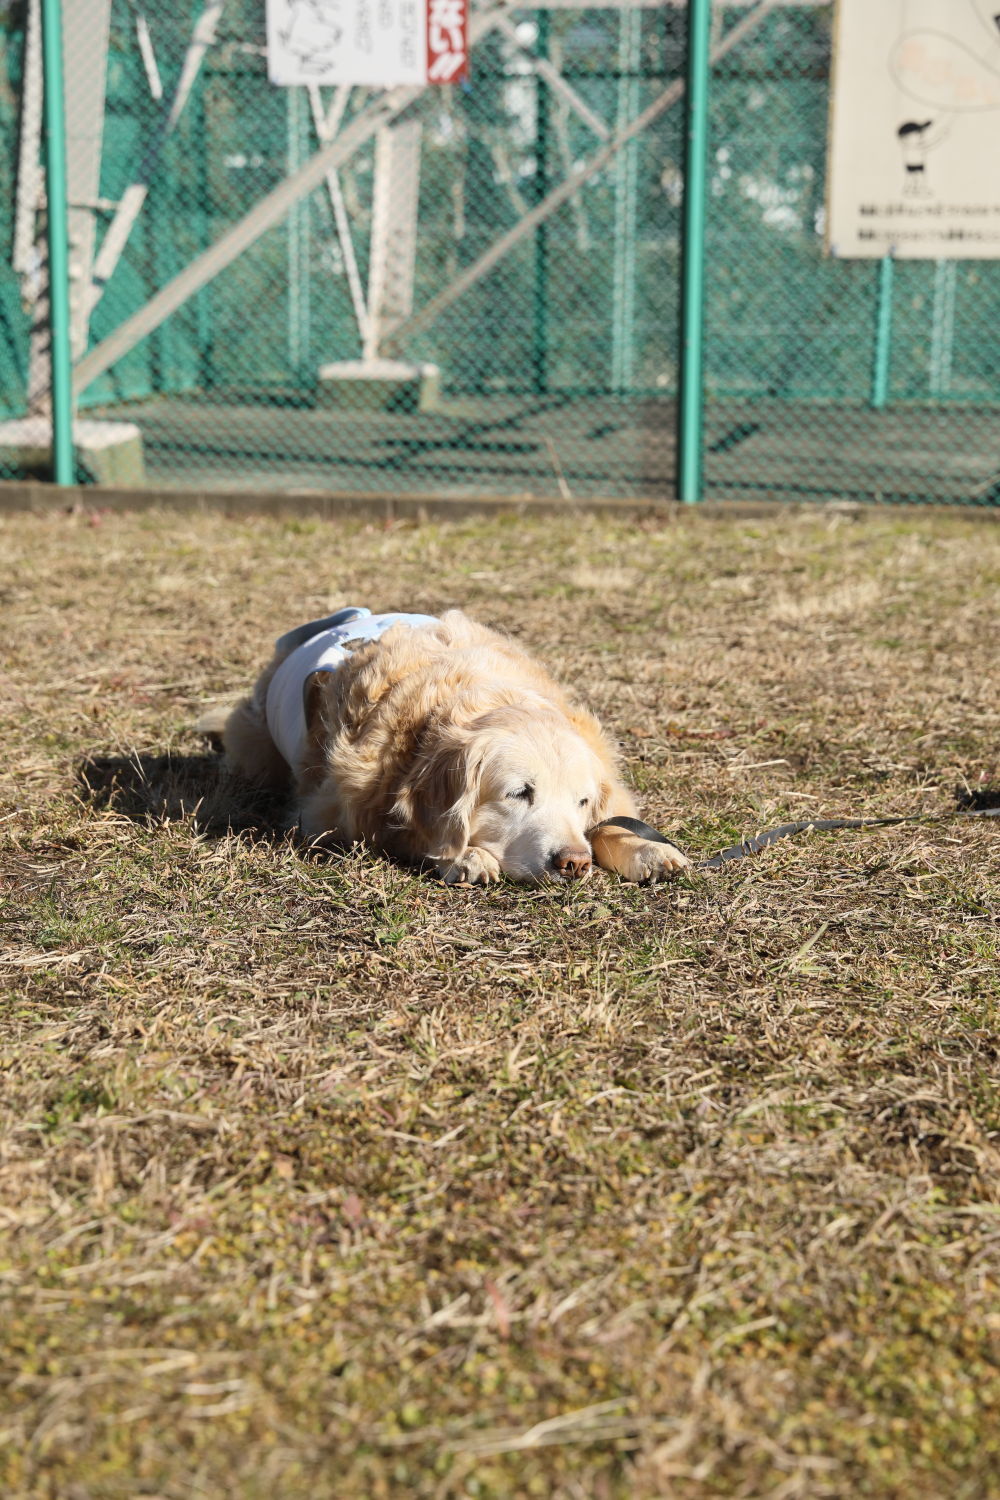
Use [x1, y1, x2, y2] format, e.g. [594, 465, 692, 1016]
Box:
[77, 750, 289, 841]
[75, 752, 432, 881]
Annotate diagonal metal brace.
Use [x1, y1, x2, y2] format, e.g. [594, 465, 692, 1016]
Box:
[384, 0, 778, 355]
[72, 0, 517, 398]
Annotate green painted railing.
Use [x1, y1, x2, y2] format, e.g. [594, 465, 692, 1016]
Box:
[677, 0, 712, 503]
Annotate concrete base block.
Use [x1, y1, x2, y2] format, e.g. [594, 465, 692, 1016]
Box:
[0, 416, 146, 486]
[316, 358, 440, 413]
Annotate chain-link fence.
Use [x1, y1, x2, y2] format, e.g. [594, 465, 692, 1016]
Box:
[2, 0, 998, 505]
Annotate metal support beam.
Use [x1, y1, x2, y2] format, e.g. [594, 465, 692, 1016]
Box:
[611, 4, 641, 393]
[131, 1, 164, 100]
[64, 0, 112, 358]
[364, 117, 424, 360]
[385, 0, 777, 357]
[40, 0, 74, 483]
[85, 0, 226, 319]
[496, 15, 609, 140]
[17, 0, 53, 414]
[26, 0, 111, 403]
[308, 84, 369, 346]
[286, 86, 310, 379]
[929, 259, 956, 397]
[73, 0, 514, 397]
[676, 0, 712, 503]
[14, 0, 43, 279]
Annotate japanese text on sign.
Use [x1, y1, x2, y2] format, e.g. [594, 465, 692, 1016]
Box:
[827, 0, 1000, 259]
[267, 0, 467, 87]
[427, 0, 468, 83]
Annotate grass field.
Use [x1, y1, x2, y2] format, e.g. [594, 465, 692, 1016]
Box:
[2, 503, 999, 1499]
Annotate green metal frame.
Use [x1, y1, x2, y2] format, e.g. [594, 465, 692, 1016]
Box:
[40, 0, 74, 483]
[677, 0, 712, 504]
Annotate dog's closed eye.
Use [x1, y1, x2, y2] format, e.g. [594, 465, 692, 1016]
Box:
[508, 784, 534, 803]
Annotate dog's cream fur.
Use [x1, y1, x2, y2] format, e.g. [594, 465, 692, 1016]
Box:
[221, 610, 688, 885]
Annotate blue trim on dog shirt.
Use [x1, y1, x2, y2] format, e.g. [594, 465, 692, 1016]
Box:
[274, 607, 371, 656]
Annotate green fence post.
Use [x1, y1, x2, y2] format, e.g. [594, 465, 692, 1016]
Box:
[532, 10, 550, 397]
[40, 0, 74, 484]
[871, 253, 894, 411]
[677, 0, 712, 504]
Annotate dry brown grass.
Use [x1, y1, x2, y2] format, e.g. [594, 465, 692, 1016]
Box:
[1, 503, 999, 1499]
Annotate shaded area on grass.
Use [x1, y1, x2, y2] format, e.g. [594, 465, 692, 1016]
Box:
[76, 748, 286, 837]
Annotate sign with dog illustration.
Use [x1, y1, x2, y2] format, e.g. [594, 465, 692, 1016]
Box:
[828, 0, 1000, 258]
[266, 0, 468, 87]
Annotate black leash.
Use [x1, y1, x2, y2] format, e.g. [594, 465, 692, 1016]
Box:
[598, 808, 1000, 872]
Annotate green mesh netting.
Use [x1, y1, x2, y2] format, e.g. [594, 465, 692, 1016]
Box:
[1, 1, 997, 503]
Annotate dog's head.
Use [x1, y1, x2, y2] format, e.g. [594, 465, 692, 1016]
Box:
[397, 706, 613, 881]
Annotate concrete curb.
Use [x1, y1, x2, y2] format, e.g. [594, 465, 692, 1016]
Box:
[0, 479, 996, 522]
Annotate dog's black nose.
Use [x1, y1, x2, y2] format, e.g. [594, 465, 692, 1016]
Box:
[551, 846, 592, 879]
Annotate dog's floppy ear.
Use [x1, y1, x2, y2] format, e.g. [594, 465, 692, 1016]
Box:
[394, 725, 483, 859]
[300, 669, 337, 787]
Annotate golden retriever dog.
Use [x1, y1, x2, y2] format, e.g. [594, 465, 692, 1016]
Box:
[217, 607, 689, 886]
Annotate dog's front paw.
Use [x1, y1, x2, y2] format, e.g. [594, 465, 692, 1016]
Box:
[620, 839, 690, 884]
[437, 847, 502, 887]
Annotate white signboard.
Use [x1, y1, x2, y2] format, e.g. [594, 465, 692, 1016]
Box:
[266, 0, 468, 87]
[828, 0, 1000, 258]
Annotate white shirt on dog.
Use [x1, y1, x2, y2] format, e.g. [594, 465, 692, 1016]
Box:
[265, 607, 438, 776]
